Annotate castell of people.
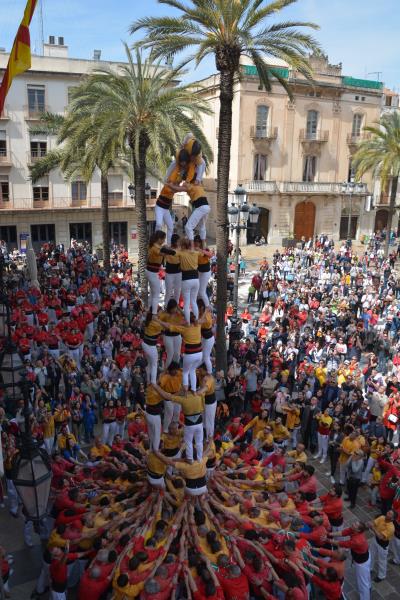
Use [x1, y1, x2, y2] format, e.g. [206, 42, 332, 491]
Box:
[1, 1, 400, 600]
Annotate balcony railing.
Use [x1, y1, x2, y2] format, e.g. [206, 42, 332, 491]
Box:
[28, 149, 48, 164]
[346, 132, 371, 145]
[299, 129, 329, 142]
[282, 182, 341, 194]
[0, 150, 12, 166]
[244, 180, 278, 193]
[250, 126, 278, 140]
[0, 196, 138, 210]
[24, 105, 47, 120]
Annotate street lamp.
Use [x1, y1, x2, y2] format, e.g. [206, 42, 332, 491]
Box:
[145, 182, 152, 201]
[341, 178, 366, 240]
[229, 185, 260, 319]
[0, 256, 51, 522]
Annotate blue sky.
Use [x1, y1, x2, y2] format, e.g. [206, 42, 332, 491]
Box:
[1, 0, 399, 89]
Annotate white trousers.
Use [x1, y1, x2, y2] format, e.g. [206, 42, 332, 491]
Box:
[184, 423, 203, 461]
[117, 421, 125, 438]
[102, 421, 117, 446]
[155, 205, 174, 245]
[163, 400, 181, 431]
[36, 561, 50, 594]
[204, 402, 217, 439]
[146, 270, 161, 314]
[354, 556, 371, 600]
[316, 433, 329, 460]
[362, 456, 375, 483]
[202, 336, 215, 374]
[145, 411, 162, 450]
[142, 342, 158, 384]
[50, 592, 66, 600]
[339, 462, 348, 485]
[148, 475, 166, 489]
[67, 346, 82, 369]
[181, 278, 199, 323]
[183, 352, 202, 390]
[198, 271, 211, 306]
[44, 437, 54, 455]
[165, 273, 182, 304]
[185, 204, 210, 241]
[186, 484, 207, 496]
[6, 479, 19, 515]
[370, 538, 388, 579]
[48, 348, 60, 360]
[390, 535, 400, 564]
[164, 335, 182, 367]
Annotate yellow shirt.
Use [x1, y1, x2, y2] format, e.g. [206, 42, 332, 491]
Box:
[159, 370, 183, 394]
[315, 366, 327, 386]
[287, 449, 308, 464]
[285, 407, 300, 430]
[169, 323, 202, 346]
[175, 455, 207, 480]
[147, 451, 167, 477]
[57, 432, 77, 450]
[170, 391, 205, 416]
[144, 318, 163, 339]
[146, 386, 163, 407]
[373, 515, 395, 541]
[162, 429, 183, 452]
[176, 249, 200, 272]
[90, 444, 111, 459]
[271, 422, 290, 441]
[186, 182, 206, 202]
[339, 437, 360, 464]
[43, 415, 55, 438]
[370, 442, 385, 460]
[147, 244, 165, 267]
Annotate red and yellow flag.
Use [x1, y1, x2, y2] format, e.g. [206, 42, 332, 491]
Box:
[0, 0, 38, 114]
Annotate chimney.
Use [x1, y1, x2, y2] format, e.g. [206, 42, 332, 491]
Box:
[93, 49, 101, 61]
[43, 36, 68, 58]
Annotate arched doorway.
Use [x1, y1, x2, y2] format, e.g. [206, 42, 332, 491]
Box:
[294, 201, 315, 241]
[375, 209, 389, 233]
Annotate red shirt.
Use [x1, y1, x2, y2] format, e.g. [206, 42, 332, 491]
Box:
[338, 529, 369, 555]
[311, 575, 342, 600]
[193, 580, 225, 600]
[217, 572, 250, 600]
[299, 525, 328, 546]
[319, 494, 343, 521]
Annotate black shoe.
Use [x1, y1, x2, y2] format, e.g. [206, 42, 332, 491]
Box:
[374, 576, 384, 583]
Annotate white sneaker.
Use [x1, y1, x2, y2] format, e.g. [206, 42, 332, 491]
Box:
[330, 476, 335, 484]
[313, 454, 320, 460]
[324, 471, 331, 476]
[320, 458, 326, 464]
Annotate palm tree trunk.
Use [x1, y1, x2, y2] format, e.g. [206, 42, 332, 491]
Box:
[385, 176, 398, 257]
[131, 131, 150, 303]
[101, 172, 111, 272]
[215, 69, 235, 374]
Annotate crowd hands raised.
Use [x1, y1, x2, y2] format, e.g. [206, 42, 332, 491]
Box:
[1, 140, 400, 599]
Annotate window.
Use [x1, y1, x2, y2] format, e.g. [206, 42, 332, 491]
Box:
[0, 130, 6, 157]
[30, 140, 47, 160]
[355, 96, 359, 101]
[352, 114, 363, 137]
[70, 223, 92, 245]
[306, 110, 319, 139]
[71, 181, 87, 201]
[33, 177, 49, 201]
[108, 175, 123, 200]
[0, 226, 17, 250]
[361, 97, 365, 102]
[0, 175, 9, 201]
[348, 160, 355, 182]
[255, 105, 269, 137]
[30, 224, 55, 251]
[253, 154, 267, 181]
[303, 155, 317, 182]
[385, 95, 393, 107]
[27, 85, 45, 116]
[109, 222, 127, 247]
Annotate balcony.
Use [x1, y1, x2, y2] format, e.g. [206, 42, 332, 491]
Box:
[0, 196, 137, 210]
[244, 181, 278, 193]
[299, 130, 329, 142]
[24, 105, 48, 120]
[250, 126, 278, 140]
[28, 149, 47, 164]
[0, 150, 12, 167]
[282, 182, 341, 194]
[0, 108, 9, 120]
[346, 132, 371, 147]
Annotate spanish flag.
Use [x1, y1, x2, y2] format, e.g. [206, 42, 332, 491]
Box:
[0, 0, 38, 114]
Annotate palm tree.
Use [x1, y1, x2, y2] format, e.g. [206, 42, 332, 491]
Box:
[131, 0, 319, 370]
[70, 45, 212, 298]
[353, 111, 400, 257]
[29, 111, 121, 272]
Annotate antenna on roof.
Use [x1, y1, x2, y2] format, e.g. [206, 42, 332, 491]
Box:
[366, 71, 382, 82]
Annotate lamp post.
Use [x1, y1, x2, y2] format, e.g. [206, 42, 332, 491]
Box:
[128, 183, 135, 203]
[0, 256, 51, 523]
[341, 178, 366, 240]
[227, 185, 260, 320]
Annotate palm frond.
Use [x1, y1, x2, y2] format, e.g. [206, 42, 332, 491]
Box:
[29, 149, 64, 183]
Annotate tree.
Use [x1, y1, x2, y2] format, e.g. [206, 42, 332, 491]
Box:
[353, 111, 400, 257]
[71, 45, 212, 299]
[131, 0, 319, 370]
[29, 111, 121, 272]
